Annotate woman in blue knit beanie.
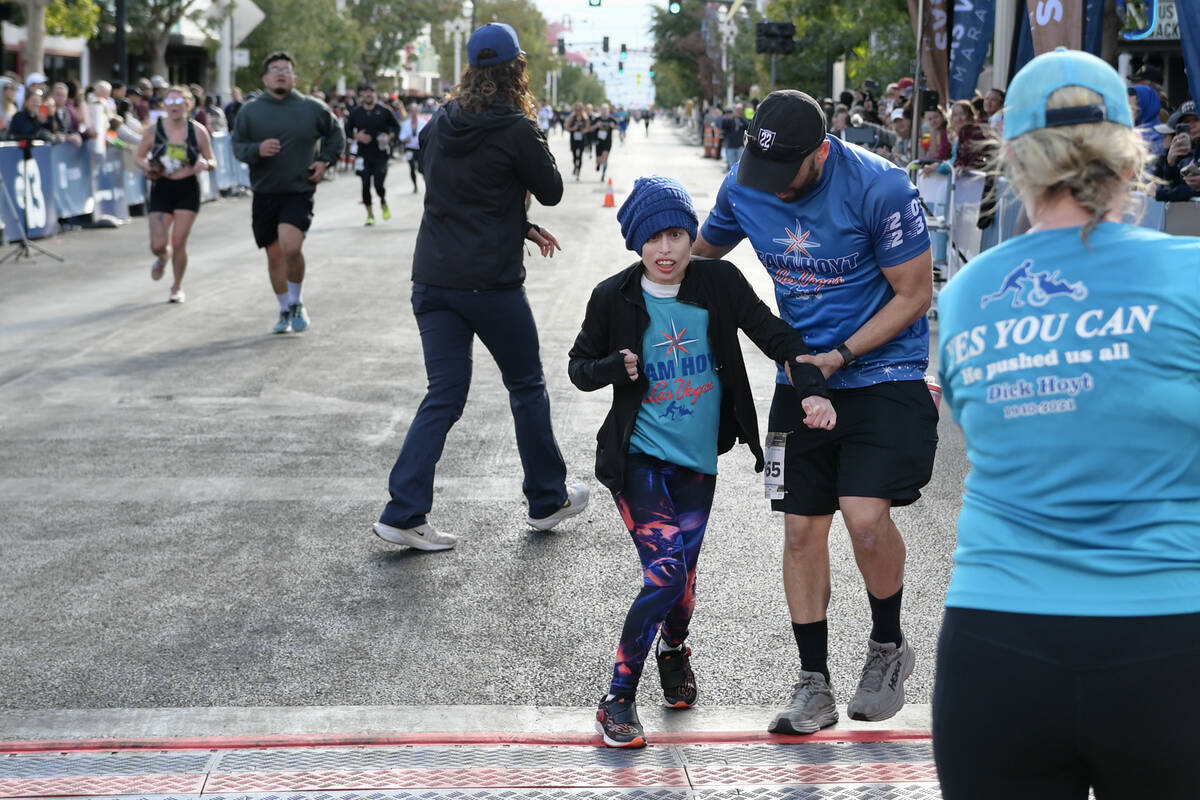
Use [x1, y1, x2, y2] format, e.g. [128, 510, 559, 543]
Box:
[569, 175, 838, 747]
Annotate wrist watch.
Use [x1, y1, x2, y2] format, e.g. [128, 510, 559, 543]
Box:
[835, 342, 857, 368]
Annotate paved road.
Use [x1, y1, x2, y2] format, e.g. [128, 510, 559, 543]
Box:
[0, 121, 968, 714]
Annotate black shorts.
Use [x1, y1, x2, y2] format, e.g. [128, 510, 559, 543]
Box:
[251, 191, 314, 248]
[934, 608, 1200, 799]
[767, 379, 937, 515]
[595, 140, 613, 154]
[358, 156, 388, 179]
[148, 176, 200, 214]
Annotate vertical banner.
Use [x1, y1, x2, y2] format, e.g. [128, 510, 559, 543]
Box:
[910, 0, 952, 107]
[950, 0, 996, 100]
[1027, 0, 1084, 53]
[1084, 0, 1105, 55]
[1179, 0, 1200, 106]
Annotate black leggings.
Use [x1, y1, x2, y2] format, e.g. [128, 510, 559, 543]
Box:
[571, 145, 584, 173]
[933, 607, 1200, 799]
[360, 159, 387, 207]
[407, 150, 420, 188]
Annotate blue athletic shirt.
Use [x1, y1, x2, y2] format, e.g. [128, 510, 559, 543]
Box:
[937, 223, 1200, 616]
[700, 136, 932, 389]
[629, 287, 722, 475]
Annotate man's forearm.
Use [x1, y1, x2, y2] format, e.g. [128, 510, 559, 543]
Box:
[841, 290, 931, 361]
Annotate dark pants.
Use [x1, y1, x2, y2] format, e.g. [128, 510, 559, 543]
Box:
[933, 607, 1200, 799]
[380, 283, 567, 528]
[359, 158, 387, 207]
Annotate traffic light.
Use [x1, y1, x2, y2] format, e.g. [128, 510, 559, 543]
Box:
[602, 36, 609, 53]
[588, 62, 594, 73]
[588, 0, 601, 6]
[618, 61, 624, 73]
[668, 0, 681, 12]
[649, 68, 656, 77]
[755, 20, 796, 54]
[557, 37, 565, 56]
[620, 43, 627, 59]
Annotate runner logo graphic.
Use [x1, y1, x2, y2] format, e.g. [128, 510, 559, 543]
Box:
[980, 259, 1088, 309]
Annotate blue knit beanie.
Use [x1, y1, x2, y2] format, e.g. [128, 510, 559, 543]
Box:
[616, 175, 699, 252]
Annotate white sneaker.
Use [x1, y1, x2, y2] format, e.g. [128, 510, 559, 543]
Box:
[372, 521, 458, 551]
[527, 482, 590, 530]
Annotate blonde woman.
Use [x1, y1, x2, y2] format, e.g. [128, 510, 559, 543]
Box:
[934, 48, 1200, 798]
[135, 85, 216, 303]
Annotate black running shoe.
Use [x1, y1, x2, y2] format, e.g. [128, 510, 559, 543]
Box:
[657, 645, 698, 708]
[595, 695, 646, 748]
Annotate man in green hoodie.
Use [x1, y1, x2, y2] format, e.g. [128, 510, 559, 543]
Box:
[232, 51, 346, 334]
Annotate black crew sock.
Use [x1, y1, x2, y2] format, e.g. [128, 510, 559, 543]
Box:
[791, 620, 829, 683]
[868, 586, 904, 647]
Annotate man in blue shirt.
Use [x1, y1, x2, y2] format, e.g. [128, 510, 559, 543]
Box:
[693, 90, 938, 734]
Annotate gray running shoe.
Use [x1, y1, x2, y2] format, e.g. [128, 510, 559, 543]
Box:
[847, 638, 916, 721]
[768, 670, 838, 735]
[373, 521, 458, 551]
[527, 482, 590, 531]
[289, 302, 310, 332]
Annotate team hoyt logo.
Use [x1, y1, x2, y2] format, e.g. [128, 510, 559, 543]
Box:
[642, 317, 714, 419]
[981, 259, 1088, 309]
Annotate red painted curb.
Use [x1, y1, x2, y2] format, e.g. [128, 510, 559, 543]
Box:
[0, 729, 931, 754]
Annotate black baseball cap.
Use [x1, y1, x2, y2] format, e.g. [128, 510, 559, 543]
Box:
[737, 90, 828, 193]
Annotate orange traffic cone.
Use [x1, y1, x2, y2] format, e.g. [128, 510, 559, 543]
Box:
[603, 178, 616, 208]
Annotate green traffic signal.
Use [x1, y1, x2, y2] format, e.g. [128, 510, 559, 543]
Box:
[668, 1, 681, 12]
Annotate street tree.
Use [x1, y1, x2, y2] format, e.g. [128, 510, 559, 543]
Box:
[237, 0, 361, 90]
[350, 0, 459, 84]
[21, 0, 100, 74]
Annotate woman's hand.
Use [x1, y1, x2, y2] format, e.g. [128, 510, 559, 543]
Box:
[619, 348, 639, 381]
[526, 225, 562, 258]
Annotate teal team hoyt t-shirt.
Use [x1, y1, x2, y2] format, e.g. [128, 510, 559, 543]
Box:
[629, 279, 722, 475]
[937, 223, 1200, 616]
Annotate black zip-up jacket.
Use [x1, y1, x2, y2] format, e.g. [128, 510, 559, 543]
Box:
[413, 99, 563, 289]
[568, 258, 830, 492]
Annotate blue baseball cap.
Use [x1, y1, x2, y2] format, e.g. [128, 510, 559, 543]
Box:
[468, 23, 523, 67]
[1004, 47, 1133, 140]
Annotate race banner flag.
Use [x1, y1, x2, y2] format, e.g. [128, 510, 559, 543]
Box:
[950, 0, 995, 100]
[1179, 0, 1200, 104]
[909, 0, 952, 106]
[1085, 0, 1105, 55]
[1028, 0, 1084, 53]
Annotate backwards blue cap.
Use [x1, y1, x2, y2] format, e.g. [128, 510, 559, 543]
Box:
[1004, 47, 1133, 140]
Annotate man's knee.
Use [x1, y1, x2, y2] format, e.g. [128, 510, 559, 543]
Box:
[841, 498, 898, 549]
[783, 514, 831, 557]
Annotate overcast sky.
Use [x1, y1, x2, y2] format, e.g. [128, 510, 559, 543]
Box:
[532, 0, 663, 105]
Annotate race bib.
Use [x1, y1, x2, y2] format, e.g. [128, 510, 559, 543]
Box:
[763, 432, 787, 500]
[354, 157, 365, 173]
[572, 131, 583, 141]
[598, 130, 608, 140]
[376, 134, 389, 147]
[166, 143, 187, 162]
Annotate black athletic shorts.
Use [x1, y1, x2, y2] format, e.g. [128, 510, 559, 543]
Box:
[251, 191, 314, 248]
[148, 175, 201, 214]
[934, 608, 1200, 799]
[767, 379, 937, 515]
[358, 156, 388, 179]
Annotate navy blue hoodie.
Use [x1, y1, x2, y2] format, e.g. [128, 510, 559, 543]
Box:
[412, 99, 563, 289]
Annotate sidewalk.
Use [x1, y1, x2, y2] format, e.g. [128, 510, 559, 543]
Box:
[0, 705, 939, 799]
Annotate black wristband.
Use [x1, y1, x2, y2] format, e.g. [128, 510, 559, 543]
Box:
[836, 342, 857, 368]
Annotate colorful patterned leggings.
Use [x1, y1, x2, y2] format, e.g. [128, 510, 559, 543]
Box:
[609, 453, 716, 697]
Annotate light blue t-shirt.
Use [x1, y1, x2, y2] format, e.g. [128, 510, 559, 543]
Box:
[937, 223, 1200, 616]
[700, 136, 932, 389]
[629, 290, 722, 475]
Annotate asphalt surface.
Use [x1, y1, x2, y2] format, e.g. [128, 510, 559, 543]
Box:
[0, 120, 969, 715]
